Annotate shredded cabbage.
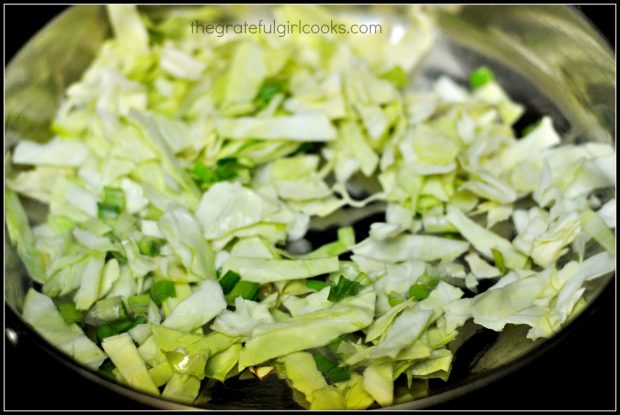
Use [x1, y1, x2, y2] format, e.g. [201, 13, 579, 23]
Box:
[7, 4, 615, 410]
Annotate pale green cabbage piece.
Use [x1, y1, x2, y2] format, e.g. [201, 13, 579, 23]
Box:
[162, 280, 227, 332]
[340, 373, 376, 409]
[106, 4, 149, 56]
[216, 114, 337, 141]
[444, 252, 614, 340]
[551, 252, 615, 331]
[102, 333, 160, 396]
[73, 253, 106, 310]
[196, 182, 280, 239]
[371, 308, 433, 358]
[160, 45, 206, 82]
[12, 138, 90, 167]
[222, 41, 289, 115]
[446, 206, 528, 269]
[23, 289, 107, 369]
[230, 236, 277, 259]
[409, 348, 452, 380]
[6, 190, 47, 283]
[352, 233, 469, 262]
[7, 166, 71, 203]
[512, 207, 581, 267]
[464, 252, 500, 279]
[150, 324, 239, 358]
[277, 352, 330, 404]
[50, 177, 99, 221]
[162, 373, 202, 403]
[205, 344, 242, 382]
[282, 287, 332, 317]
[5, 3, 616, 409]
[223, 256, 340, 283]
[72, 228, 116, 252]
[363, 362, 394, 406]
[580, 208, 615, 254]
[597, 198, 616, 228]
[239, 290, 375, 369]
[128, 109, 202, 208]
[106, 265, 137, 299]
[158, 206, 216, 279]
[497, 116, 561, 172]
[366, 300, 414, 342]
[211, 297, 274, 336]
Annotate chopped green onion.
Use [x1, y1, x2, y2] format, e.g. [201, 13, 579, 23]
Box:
[290, 142, 320, 156]
[127, 294, 151, 317]
[103, 186, 126, 208]
[337, 226, 356, 247]
[408, 284, 431, 301]
[107, 250, 128, 264]
[491, 248, 507, 276]
[256, 78, 285, 108]
[225, 280, 260, 303]
[388, 294, 403, 307]
[192, 158, 249, 190]
[109, 319, 134, 333]
[380, 65, 408, 88]
[97, 186, 126, 219]
[150, 280, 177, 306]
[97, 202, 122, 219]
[327, 275, 362, 303]
[521, 119, 542, 137]
[147, 28, 166, 46]
[96, 325, 116, 341]
[328, 337, 343, 356]
[143, 205, 164, 220]
[84, 296, 127, 325]
[354, 272, 372, 286]
[312, 354, 351, 384]
[469, 66, 495, 89]
[219, 270, 241, 295]
[96, 315, 147, 342]
[98, 359, 116, 377]
[325, 365, 351, 383]
[306, 279, 330, 291]
[138, 237, 166, 257]
[134, 314, 148, 324]
[215, 157, 246, 181]
[408, 274, 439, 301]
[192, 163, 218, 186]
[313, 354, 335, 374]
[417, 274, 440, 289]
[58, 303, 82, 324]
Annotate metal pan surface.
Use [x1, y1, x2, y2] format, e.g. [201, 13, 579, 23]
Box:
[5, 5, 615, 410]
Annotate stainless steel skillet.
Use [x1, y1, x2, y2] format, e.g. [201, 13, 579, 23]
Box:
[5, 5, 615, 409]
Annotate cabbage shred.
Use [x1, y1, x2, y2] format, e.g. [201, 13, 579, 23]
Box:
[7, 5, 615, 409]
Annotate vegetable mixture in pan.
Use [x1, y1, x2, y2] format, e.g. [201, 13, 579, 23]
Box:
[6, 5, 615, 409]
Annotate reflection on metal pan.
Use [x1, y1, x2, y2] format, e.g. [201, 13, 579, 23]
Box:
[5, 5, 615, 410]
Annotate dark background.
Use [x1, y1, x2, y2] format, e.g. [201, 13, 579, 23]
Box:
[4, 4, 616, 411]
